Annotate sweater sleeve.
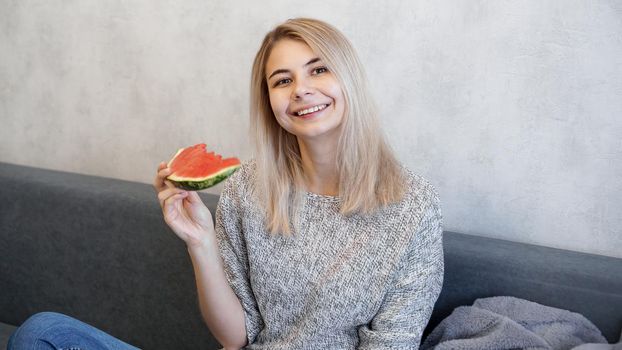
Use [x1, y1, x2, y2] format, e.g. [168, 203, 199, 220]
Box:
[357, 193, 444, 350]
[215, 171, 264, 345]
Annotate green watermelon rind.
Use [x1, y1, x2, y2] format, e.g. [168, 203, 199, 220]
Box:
[167, 165, 240, 191]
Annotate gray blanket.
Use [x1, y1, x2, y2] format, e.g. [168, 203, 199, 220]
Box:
[421, 296, 618, 350]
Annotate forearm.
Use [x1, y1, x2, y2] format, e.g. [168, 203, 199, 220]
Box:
[188, 235, 247, 349]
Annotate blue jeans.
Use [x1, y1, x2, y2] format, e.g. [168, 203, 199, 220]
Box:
[7, 312, 140, 350]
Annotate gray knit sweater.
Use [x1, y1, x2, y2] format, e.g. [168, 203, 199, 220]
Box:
[215, 159, 444, 350]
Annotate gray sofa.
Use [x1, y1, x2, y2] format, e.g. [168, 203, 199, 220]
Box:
[1, 161, 621, 349]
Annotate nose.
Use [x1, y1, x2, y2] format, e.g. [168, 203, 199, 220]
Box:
[292, 78, 313, 100]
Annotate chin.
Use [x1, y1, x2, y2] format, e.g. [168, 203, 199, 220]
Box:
[296, 126, 341, 141]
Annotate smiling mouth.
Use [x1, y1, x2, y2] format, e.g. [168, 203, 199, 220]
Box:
[293, 103, 330, 117]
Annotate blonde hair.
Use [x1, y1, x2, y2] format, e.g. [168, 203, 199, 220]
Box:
[250, 18, 407, 235]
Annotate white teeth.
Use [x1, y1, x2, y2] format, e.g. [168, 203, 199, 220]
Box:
[296, 104, 327, 116]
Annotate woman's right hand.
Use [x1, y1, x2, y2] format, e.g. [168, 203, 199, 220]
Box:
[153, 162, 216, 248]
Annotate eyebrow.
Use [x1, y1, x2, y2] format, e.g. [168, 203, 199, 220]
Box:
[268, 57, 322, 80]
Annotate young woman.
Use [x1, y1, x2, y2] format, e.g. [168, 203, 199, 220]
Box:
[154, 17, 444, 349]
[8, 18, 443, 350]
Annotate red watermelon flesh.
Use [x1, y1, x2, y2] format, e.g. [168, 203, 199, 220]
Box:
[166, 143, 241, 191]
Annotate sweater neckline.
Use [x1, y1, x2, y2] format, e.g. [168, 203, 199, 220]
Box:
[304, 191, 341, 202]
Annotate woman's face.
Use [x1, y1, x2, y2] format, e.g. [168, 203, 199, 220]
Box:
[265, 39, 345, 143]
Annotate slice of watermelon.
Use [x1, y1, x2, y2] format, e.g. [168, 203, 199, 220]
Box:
[166, 143, 241, 191]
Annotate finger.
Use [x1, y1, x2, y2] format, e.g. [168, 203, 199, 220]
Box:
[156, 162, 169, 177]
[153, 166, 172, 191]
[158, 186, 185, 204]
[153, 162, 166, 187]
[158, 187, 187, 208]
[153, 177, 165, 192]
[158, 168, 172, 180]
[153, 178, 163, 193]
[163, 192, 189, 216]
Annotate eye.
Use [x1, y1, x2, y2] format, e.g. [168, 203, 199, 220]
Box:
[312, 66, 328, 75]
[273, 78, 292, 87]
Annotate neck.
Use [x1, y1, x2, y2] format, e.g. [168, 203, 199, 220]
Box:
[297, 137, 339, 196]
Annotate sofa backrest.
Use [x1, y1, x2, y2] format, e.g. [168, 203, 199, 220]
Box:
[1, 162, 621, 348]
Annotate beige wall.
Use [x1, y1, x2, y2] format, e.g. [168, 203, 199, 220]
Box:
[1, 1, 621, 257]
